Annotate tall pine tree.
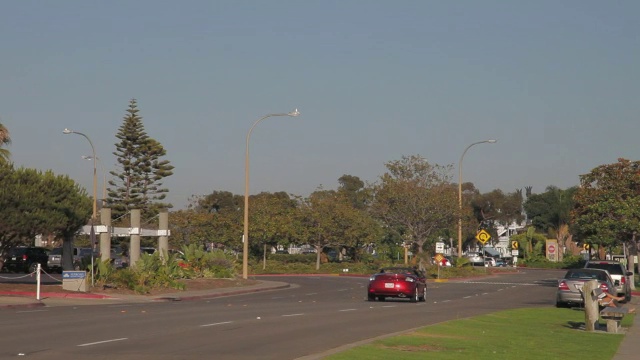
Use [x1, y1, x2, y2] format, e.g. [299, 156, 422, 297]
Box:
[107, 99, 174, 221]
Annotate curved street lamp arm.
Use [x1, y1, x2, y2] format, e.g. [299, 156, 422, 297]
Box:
[242, 109, 300, 279]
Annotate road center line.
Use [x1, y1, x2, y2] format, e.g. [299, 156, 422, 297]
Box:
[339, 309, 357, 312]
[77, 338, 128, 347]
[282, 313, 304, 317]
[200, 321, 233, 327]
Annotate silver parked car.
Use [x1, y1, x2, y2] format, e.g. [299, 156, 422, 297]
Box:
[556, 268, 615, 308]
[47, 247, 95, 272]
[464, 252, 484, 266]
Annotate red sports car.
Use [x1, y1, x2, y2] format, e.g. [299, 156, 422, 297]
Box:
[367, 267, 427, 302]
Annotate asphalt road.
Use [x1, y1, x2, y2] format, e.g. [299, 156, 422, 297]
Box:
[0, 269, 562, 359]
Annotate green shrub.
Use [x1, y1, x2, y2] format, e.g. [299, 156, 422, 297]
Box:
[561, 255, 585, 269]
[519, 256, 565, 269]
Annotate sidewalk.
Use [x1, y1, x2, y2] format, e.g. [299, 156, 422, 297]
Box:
[613, 294, 640, 360]
[0, 279, 290, 308]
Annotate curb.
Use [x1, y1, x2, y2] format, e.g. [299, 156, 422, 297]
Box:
[0, 281, 291, 308]
[0, 291, 113, 299]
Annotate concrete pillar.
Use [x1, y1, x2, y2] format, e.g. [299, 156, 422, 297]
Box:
[100, 208, 111, 263]
[584, 280, 600, 332]
[158, 210, 169, 260]
[129, 209, 141, 267]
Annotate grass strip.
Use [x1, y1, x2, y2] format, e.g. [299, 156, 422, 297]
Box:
[326, 307, 632, 360]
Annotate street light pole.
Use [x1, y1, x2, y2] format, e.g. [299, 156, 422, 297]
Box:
[457, 139, 496, 258]
[82, 155, 106, 203]
[64, 129, 98, 220]
[64, 128, 98, 286]
[243, 109, 300, 280]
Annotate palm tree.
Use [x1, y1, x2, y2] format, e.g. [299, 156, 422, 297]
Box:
[0, 122, 11, 163]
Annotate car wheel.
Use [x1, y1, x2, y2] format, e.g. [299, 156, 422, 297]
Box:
[367, 294, 376, 301]
[410, 289, 419, 303]
[419, 287, 427, 302]
[556, 300, 566, 308]
[27, 262, 40, 274]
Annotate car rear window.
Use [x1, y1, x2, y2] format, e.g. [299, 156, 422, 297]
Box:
[8, 248, 27, 256]
[586, 263, 623, 275]
[566, 270, 609, 281]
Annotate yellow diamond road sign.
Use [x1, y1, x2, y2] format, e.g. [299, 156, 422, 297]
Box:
[476, 229, 491, 244]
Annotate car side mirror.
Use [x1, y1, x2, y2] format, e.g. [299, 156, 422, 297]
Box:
[626, 271, 633, 277]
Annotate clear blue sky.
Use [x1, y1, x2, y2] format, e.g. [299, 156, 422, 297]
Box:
[2, 1, 638, 209]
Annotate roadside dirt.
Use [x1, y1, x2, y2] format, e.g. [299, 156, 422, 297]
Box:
[0, 278, 259, 296]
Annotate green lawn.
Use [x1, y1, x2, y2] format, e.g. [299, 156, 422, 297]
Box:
[325, 308, 632, 360]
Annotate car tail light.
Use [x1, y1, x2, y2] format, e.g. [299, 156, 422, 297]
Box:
[558, 281, 570, 291]
[599, 283, 609, 292]
[620, 276, 626, 285]
[22, 255, 28, 261]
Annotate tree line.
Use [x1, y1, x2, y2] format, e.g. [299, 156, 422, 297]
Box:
[1, 109, 639, 273]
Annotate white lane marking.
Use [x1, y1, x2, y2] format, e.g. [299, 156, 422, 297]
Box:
[282, 313, 304, 317]
[77, 338, 127, 347]
[382, 305, 397, 308]
[482, 293, 489, 295]
[306, 293, 318, 296]
[200, 321, 233, 327]
[339, 309, 357, 312]
[440, 300, 451, 303]
[497, 289, 504, 291]
[16, 310, 48, 314]
[463, 296, 472, 299]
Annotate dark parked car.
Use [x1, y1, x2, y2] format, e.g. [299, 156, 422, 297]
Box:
[584, 260, 632, 302]
[494, 258, 507, 267]
[3, 247, 50, 273]
[367, 267, 427, 302]
[556, 268, 615, 308]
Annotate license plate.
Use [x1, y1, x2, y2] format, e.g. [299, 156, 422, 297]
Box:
[11, 257, 16, 261]
[385, 283, 394, 288]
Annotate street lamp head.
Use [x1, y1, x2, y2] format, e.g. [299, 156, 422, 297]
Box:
[288, 109, 300, 117]
[487, 139, 497, 143]
[63, 128, 73, 134]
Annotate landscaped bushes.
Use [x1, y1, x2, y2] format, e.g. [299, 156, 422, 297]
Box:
[95, 245, 237, 294]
